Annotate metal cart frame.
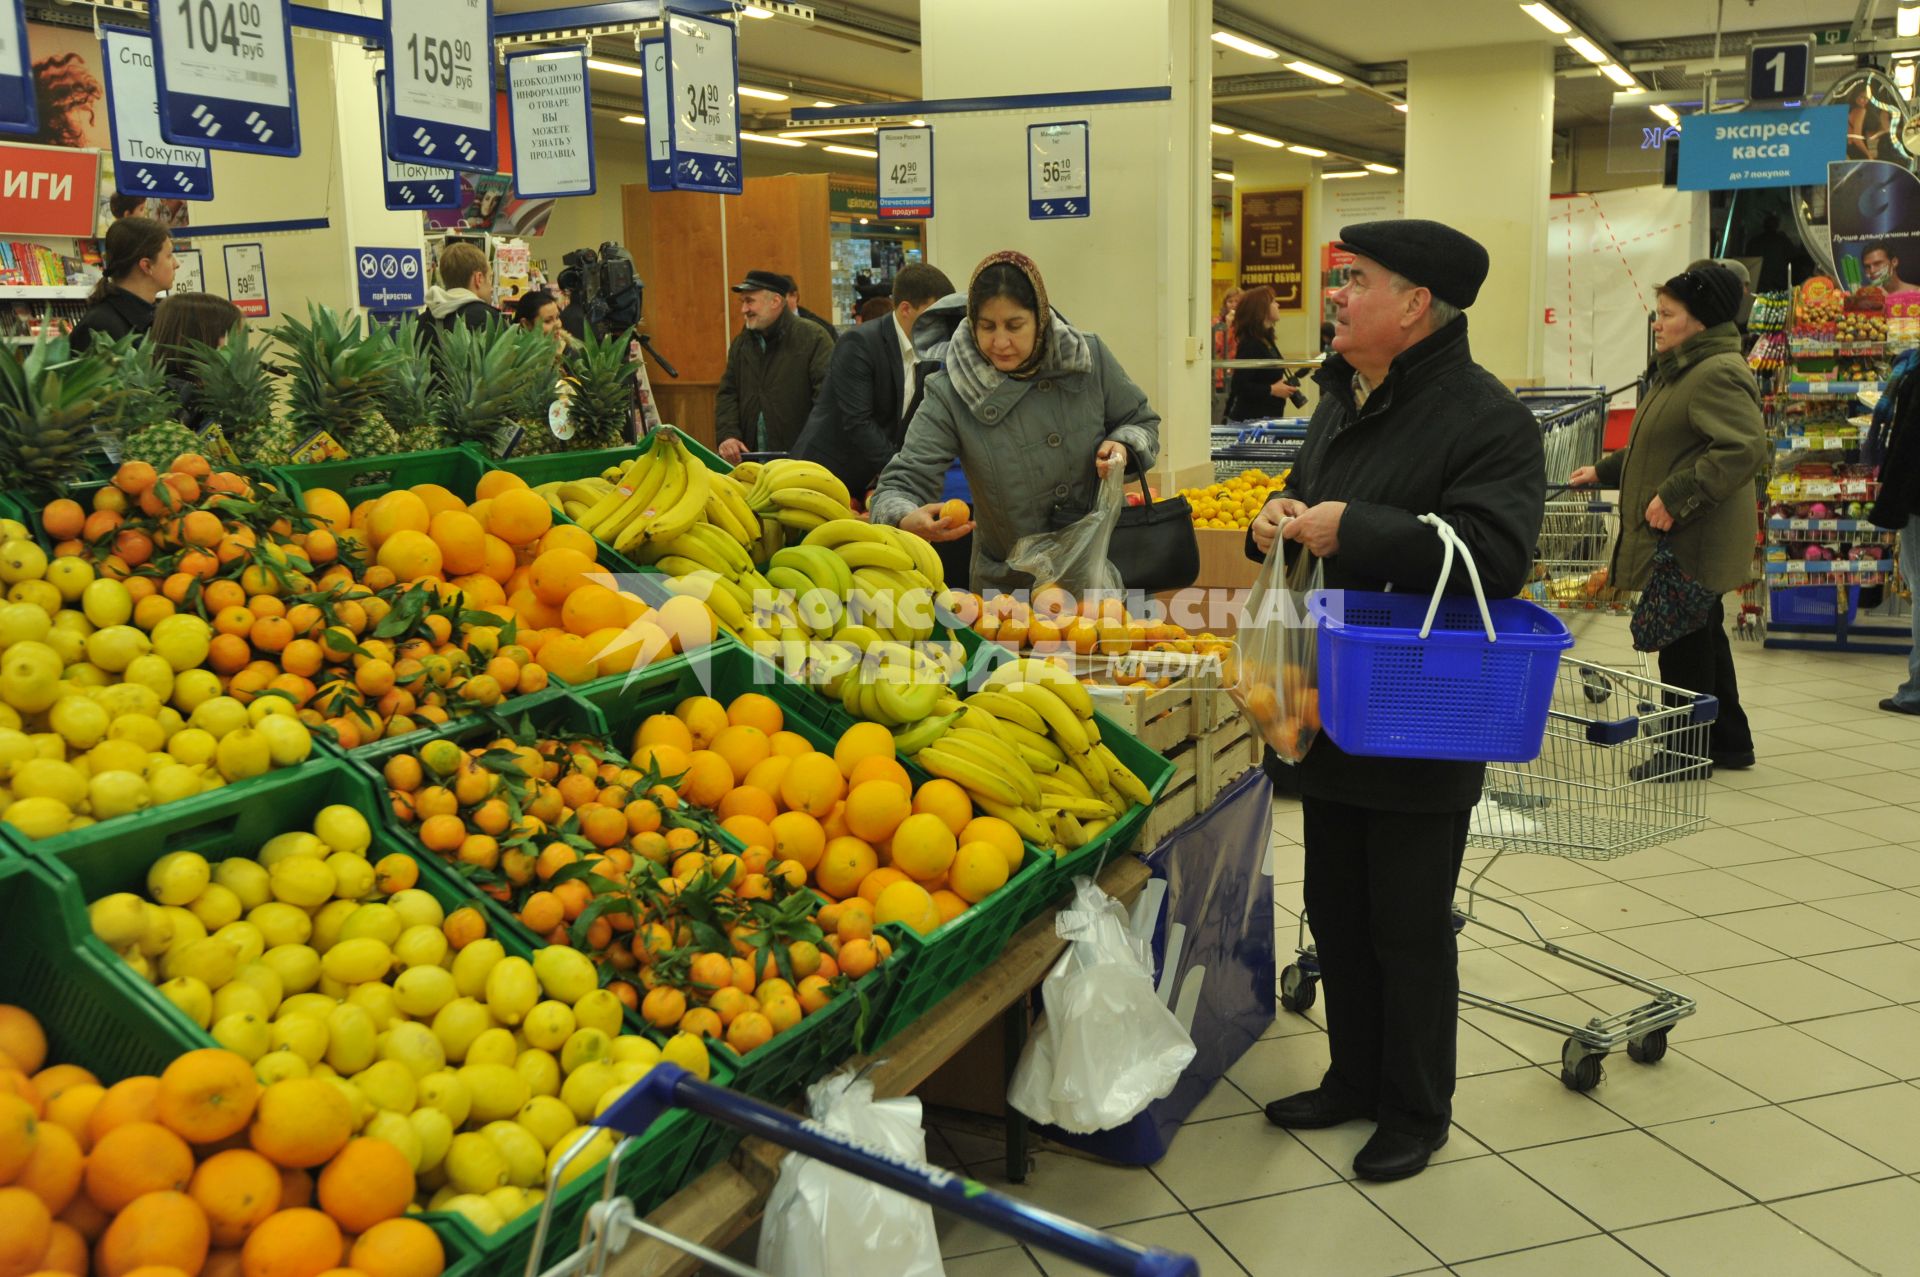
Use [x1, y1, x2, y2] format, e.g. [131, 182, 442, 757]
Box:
[1279, 659, 1718, 1091]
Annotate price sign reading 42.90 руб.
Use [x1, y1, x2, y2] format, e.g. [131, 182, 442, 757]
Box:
[1028, 120, 1089, 220]
[154, 0, 300, 156]
[383, 0, 495, 173]
[876, 125, 933, 218]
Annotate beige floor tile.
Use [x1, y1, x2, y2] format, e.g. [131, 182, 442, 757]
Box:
[1816, 842, 1920, 888]
[1471, 853, 1613, 895]
[1618, 868, 1795, 916]
[1765, 722, 1887, 750]
[1773, 1177, 1920, 1277]
[1740, 819, 1889, 860]
[1760, 749, 1884, 781]
[1702, 792, 1805, 826]
[1679, 1025, 1897, 1101]
[1707, 762, 1809, 792]
[1183, 1077, 1259, 1123]
[1606, 916, 1785, 972]
[1448, 1066, 1630, 1150]
[1450, 1234, 1661, 1276]
[1796, 1004, 1920, 1079]
[1455, 1021, 1536, 1077]
[1583, 845, 1712, 880]
[1651, 1104, 1898, 1200]
[1288, 1122, 1491, 1181]
[1271, 806, 1303, 842]
[1458, 947, 1573, 1003]
[1224, 1032, 1330, 1105]
[1506, 1128, 1747, 1229]
[1616, 1204, 1869, 1276]
[932, 1120, 1005, 1168]
[1712, 903, 1891, 957]
[1199, 1182, 1438, 1277]
[1460, 994, 1611, 1065]
[1269, 840, 1304, 884]
[1460, 896, 1588, 939]
[1786, 1082, 1920, 1173]
[1030, 1212, 1243, 1277]
[1831, 770, 1920, 803]
[1812, 888, 1920, 941]
[943, 1248, 1046, 1275]
[1756, 779, 1885, 815]
[1588, 1046, 1770, 1126]
[1836, 742, 1920, 770]
[1355, 1156, 1596, 1265]
[1694, 959, 1893, 1023]
[960, 1151, 1186, 1233]
[1831, 804, 1920, 844]
[1148, 1112, 1340, 1210]
[1664, 824, 1800, 867]
[1588, 970, 1775, 1037]
[1522, 882, 1692, 932]
[1802, 942, 1920, 1003]
[1486, 929, 1679, 994]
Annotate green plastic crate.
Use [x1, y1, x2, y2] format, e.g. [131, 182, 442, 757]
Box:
[270, 446, 496, 503]
[496, 427, 735, 487]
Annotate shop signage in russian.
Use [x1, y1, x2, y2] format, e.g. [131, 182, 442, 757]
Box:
[154, 0, 300, 157]
[1028, 120, 1089, 219]
[0, 0, 35, 135]
[356, 246, 424, 311]
[0, 141, 97, 236]
[507, 47, 593, 200]
[877, 125, 932, 218]
[375, 71, 458, 211]
[1677, 104, 1846, 190]
[102, 28, 215, 201]
[384, 0, 496, 173]
[223, 241, 268, 317]
[173, 247, 204, 293]
[1239, 187, 1306, 309]
[641, 39, 671, 191]
[664, 6, 741, 194]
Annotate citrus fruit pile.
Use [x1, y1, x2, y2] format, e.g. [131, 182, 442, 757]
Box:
[1177, 467, 1288, 530]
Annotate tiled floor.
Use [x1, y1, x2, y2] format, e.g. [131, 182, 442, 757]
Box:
[923, 615, 1920, 1275]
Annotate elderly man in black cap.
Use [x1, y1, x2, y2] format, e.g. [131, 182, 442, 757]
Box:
[1246, 219, 1547, 1181]
[716, 268, 836, 462]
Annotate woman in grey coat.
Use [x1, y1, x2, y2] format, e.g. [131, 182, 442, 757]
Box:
[867, 251, 1161, 594]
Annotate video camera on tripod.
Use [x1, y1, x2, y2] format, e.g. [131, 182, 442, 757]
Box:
[559, 242, 642, 335]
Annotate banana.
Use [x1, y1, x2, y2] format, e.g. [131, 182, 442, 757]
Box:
[605, 449, 687, 544]
[704, 488, 751, 545]
[1051, 810, 1089, 850]
[834, 540, 917, 573]
[730, 460, 763, 488]
[708, 572, 756, 617]
[994, 656, 1099, 722]
[619, 447, 712, 551]
[1066, 745, 1116, 801]
[891, 709, 960, 754]
[803, 518, 893, 550]
[771, 546, 853, 600]
[667, 571, 748, 630]
[1039, 769, 1094, 800]
[873, 671, 944, 725]
[765, 459, 852, 507]
[999, 681, 1094, 756]
[965, 689, 1049, 735]
[768, 487, 852, 521]
[681, 523, 754, 574]
[974, 796, 1054, 846]
[999, 720, 1066, 763]
[1039, 794, 1120, 820]
[764, 563, 816, 604]
[937, 728, 1042, 806]
[914, 744, 1027, 807]
[889, 525, 946, 587]
[1094, 742, 1152, 807]
[774, 508, 827, 533]
[656, 534, 735, 579]
[575, 446, 660, 533]
[654, 555, 711, 578]
[1013, 744, 1061, 774]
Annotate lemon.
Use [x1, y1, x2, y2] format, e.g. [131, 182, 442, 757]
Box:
[84, 625, 150, 673]
[547, 1127, 615, 1187]
[135, 903, 175, 957]
[485, 957, 539, 1028]
[163, 935, 240, 988]
[661, 1032, 711, 1081]
[165, 728, 218, 767]
[514, 1048, 560, 1099]
[337, 902, 401, 948]
[393, 965, 458, 1019]
[148, 850, 212, 905]
[256, 830, 326, 867]
[610, 1036, 663, 1071]
[47, 696, 107, 749]
[189, 695, 248, 739]
[88, 737, 152, 775]
[321, 936, 393, 985]
[387, 889, 444, 931]
[417, 1069, 473, 1127]
[431, 998, 492, 1065]
[147, 763, 204, 806]
[43, 558, 93, 603]
[516, 1095, 576, 1151]
[212, 981, 272, 1024]
[451, 938, 505, 1000]
[80, 579, 133, 628]
[310, 898, 359, 953]
[326, 852, 375, 900]
[349, 981, 402, 1032]
[269, 855, 335, 908]
[150, 614, 213, 673]
[379, 1019, 447, 1078]
[88, 892, 149, 948]
[276, 992, 335, 1023]
[247, 694, 295, 724]
[325, 1001, 378, 1074]
[254, 715, 313, 767]
[269, 1013, 329, 1065]
[0, 603, 49, 647]
[215, 923, 268, 968]
[161, 904, 207, 948]
[607, 1058, 654, 1093]
[214, 728, 272, 782]
[460, 1062, 531, 1124]
[0, 518, 25, 541]
[158, 975, 214, 1028]
[185, 881, 243, 931]
[466, 1027, 519, 1069]
[169, 667, 221, 712]
[522, 1001, 576, 1054]
[315, 803, 371, 857]
[408, 1105, 454, 1173]
[212, 1011, 270, 1061]
[532, 947, 598, 1006]
[260, 942, 321, 994]
[13, 580, 62, 616]
[0, 728, 33, 779]
[558, 1061, 618, 1122]
[213, 858, 271, 911]
[247, 902, 312, 947]
[483, 1185, 536, 1222]
[325, 1077, 373, 1131]
[122, 653, 174, 703]
[559, 1027, 612, 1076]
[353, 1058, 418, 1113]
[254, 1052, 310, 1086]
[393, 924, 449, 971]
[25, 733, 64, 762]
[482, 1120, 547, 1188]
[364, 1109, 425, 1171]
[1, 642, 65, 713]
[438, 1192, 505, 1236]
[228, 957, 281, 1008]
[0, 539, 47, 583]
[446, 1130, 513, 1196]
[572, 988, 624, 1039]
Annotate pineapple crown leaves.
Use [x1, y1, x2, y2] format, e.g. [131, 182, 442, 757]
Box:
[184, 324, 279, 441]
[430, 318, 557, 445]
[374, 314, 437, 429]
[270, 303, 406, 435]
[96, 331, 183, 436]
[0, 329, 129, 497]
[562, 325, 640, 447]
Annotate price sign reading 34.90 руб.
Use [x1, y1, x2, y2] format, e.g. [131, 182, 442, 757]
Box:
[663, 5, 741, 194]
[154, 0, 300, 156]
[1028, 120, 1089, 220]
[383, 0, 495, 172]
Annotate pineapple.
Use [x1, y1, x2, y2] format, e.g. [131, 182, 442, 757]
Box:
[562, 325, 639, 450]
[185, 324, 293, 464]
[96, 332, 197, 473]
[271, 304, 404, 461]
[378, 315, 443, 454]
[0, 331, 126, 498]
[431, 319, 554, 458]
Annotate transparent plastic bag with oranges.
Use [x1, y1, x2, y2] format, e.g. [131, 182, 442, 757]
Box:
[1230, 523, 1322, 763]
[1006, 464, 1125, 596]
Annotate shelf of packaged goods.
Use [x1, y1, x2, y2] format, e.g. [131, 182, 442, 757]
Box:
[1761, 559, 1894, 580]
[1765, 517, 1895, 534]
[1786, 381, 1886, 396]
[1789, 342, 1889, 357]
[0, 285, 91, 300]
[1775, 435, 1864, 452]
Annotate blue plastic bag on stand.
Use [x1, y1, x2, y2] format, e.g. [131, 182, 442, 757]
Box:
[1030, 766, 1277, 1163]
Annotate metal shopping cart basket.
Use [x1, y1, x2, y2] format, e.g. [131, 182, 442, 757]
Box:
[525, 1063, 1198, 1277]
[1211, 420, 1308, 483]
[1525, 496, 1635, 615]
[1279, 659, 1717, 1092]
[1517, 385, 1607, 480]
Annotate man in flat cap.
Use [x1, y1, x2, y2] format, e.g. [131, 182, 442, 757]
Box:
[716, 268, 835, 462]
[1246, 219, 1546, 1181]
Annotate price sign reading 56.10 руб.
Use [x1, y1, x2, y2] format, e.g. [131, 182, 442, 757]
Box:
[1028, 120, 1089, 220]
[154, 0, 299, 156]
[876, 125, 933, 218]
[383, 0, 495, 172]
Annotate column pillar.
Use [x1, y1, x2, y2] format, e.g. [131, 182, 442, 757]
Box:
[1404, 42, 1555, 383]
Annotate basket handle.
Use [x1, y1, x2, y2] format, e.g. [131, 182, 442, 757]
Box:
[1414, 514, 1497, 642]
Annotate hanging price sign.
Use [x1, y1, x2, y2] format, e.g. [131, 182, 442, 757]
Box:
[223, 241, 269, 317]
[384, 0, 495, 173]
[507, 47, 594, 200]
[154, 0, 300, 157]
[1028, 120, 1089, 220]
[172, 247, 205, 294]
[663, 6, 740, 195]
[876, 125, 933, 218]
[102, 28, 216, 202]
[0, 0, 35, 135]
[374, 71, 458, 211]
[641, 39, 672, 192]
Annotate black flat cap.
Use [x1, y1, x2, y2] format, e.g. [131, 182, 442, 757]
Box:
[1658, 263, 1744, 329]
[1336, 219, 1491, 310]
[732, 269, 796, 295]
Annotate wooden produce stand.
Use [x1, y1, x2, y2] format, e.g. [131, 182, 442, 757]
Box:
[602, 856, 1153, 1277]
[1089, 669, 1260, 848]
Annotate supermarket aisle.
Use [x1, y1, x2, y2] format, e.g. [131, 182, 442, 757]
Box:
[931, 615, 1920, 1276]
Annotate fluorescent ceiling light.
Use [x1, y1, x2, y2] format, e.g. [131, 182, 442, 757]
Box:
[1617, 84, 1645, 94]
[1394, 102, 1409, 112]
[1209, 122, 1236, 135]
[1902, 5, 1920, 38]
[824, 144, 879, 157]
[1287, 60, 1344, 84]
[1212, 30, 1280, 59]
[1364, 162, 1398, 174]
[1239, 131, 1285, 147]
[1324, 170, 1366, 179]
[780, 125, 877, 138]
[1599, 63, 1637, 87]
[739, 86, 789, 101]
[812, 100, 839, 108]
[741, 3, 775, 16]
[1651, 104, 1679, 124]
[742, 130, 805, 146]
[1213, 171, 1235, 181]
[1519, 3, 1572, 34]
[1899, 61, 1917, 89]
[910, 118, 927, 127]
[587, 57, 645, 78]
[1288, 144, 1329, 156]
[1565, 35, 1608, 63]
[618, 115, 646, 125]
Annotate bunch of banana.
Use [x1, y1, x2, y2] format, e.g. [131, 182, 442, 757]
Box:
[824, 640, 958, 726]
[571, 429, 715, 554]
[530, 476, 617, 520]
[734, 457, 859, 532]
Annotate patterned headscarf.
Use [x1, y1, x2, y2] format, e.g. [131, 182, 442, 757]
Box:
[967, 250, 1051, 380]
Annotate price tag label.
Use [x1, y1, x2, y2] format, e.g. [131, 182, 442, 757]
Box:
[1028, 120, 1089, 220]
[877, 125, 933, 218]
[641, 40, 671, 191]
[384, 0, 495, 172]
[154, 0, 299, 156]
[374, 71, 458, 210]
[102, 28, 216, 201]
[0, 0, 34, 135]
[223, 241, 269, 317]
[664, 6, 740, 194]
[507, 47, 594, 200]
[172, 248, 204, 294]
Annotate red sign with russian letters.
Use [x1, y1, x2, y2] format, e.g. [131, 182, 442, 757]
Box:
[0, 142, 100, 238]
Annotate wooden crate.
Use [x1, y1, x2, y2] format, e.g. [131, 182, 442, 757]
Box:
[1138, 709, 1261, 849]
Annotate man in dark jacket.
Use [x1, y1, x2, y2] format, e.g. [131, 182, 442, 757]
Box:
[716, 269, 834, 462]
[791, 263, 955, 498]
[1245, 219, 1546, 1182]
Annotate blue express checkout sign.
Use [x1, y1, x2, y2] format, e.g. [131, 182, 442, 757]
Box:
[1678, 105, 1846, 190]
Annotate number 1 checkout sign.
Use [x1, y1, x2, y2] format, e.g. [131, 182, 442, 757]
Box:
[384, 0, 496, 173]
[154, 0, 301, 157]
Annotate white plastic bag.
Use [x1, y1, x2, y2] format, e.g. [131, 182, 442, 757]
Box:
[1007, 876, 1197, 1134]
[756, 1071, 944, 1277]
[1006, 465, 1126, 596]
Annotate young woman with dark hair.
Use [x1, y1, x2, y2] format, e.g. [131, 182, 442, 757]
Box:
[71, 216, 176, 353]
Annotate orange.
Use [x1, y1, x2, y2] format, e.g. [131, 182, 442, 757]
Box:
[742, 755, 793, 798]
[0, 1009, 46, 1076]
[56, 1190, 108, 1245]
[890, 813, 957, 882]
[158, 1048, 261, 1146]
[487, 490, 552, 546]
[347, 1217, 444, 1277]
[559, 584, 624, 637]
[856, 866, 912, 905]
[778, 754, 845, 819]
[797, 975, 833, 1014]
[95, 1189, 210, 1277]
[709, 725, 771, 781]
[0, 1094, 36, 1182]
[0, 1186, 50, 1277]
[85, 1122, 194, 1212]
[725, 1012, 773, 1054]
[832, 722, 895, 778]
[767, 812, 825, 871]
[443, 908, 487, 950]
[301, 488, 351, 536]
[767, 731, 813, 759]
[240, 1209, 343, 1277]
[846, 754, 912, 793]
[528, 548, 596, 607]
[42, 1083, 102, 1143]
[687, 952, 733, 993]
[473, 470, 528, 501]
[578, 806, 628, 851]
[950, 843, 1010, 903]
[375, 530, 443, 583]
[427, 510, 486, 576]
[480, 534, 516, 584]
[40, 498, 85, 541]
[836, 938, 878, 978]
[87, 1076, 161, 1146]
[678, 751, 733, 808]
[365, 492, 430, 549]
[190, 1150, 283, 1249]
[13, 1119, 80, 1214]
[958, 817, 1025, 873]
[536, 523, 597, 559]
[0, 1071, 36, 1117]
[674, 696, 728, 749]
[633, 713, 694, 756]
[248, 1079, 353, 1169]
[114, 460, 160, 495]
[641, 987, 685, 1030]
[715, 786, 777, 825]
[534, 633, 596, 685]
[38, 1217, 86, 1276]
[726, 693, 782, 736]
[408, 483, 464, 518]
[911, 779, 973, 837]
[315, 1139, 413, 1234]
[814, 837, 878, 900]
[719, 814, 775, 852]
[845, 780, 911, 843]
[651, 595, 714, 653]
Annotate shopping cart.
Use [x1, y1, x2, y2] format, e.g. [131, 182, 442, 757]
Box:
[1210, 420, 1308, 483]
[1279, 659, 1717, 1092]
[1517, 385, 1607, 480]
[525, 1063, 1199, 1277]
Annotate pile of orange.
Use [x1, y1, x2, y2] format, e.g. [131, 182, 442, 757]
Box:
[0, 1004, 446, 1277]
[945, 588, 1232, 689]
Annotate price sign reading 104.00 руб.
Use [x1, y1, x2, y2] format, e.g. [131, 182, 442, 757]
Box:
[1028, 120, 1089, 220]
[155, 0, 299, 156]
[383, 0, 495, 172]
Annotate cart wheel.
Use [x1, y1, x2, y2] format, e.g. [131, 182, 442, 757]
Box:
[1450, 911, 1468, 934]
[1560, 1039, 1603, 1092]
[1280, 964, 1317, 1014]
[1627, 1029, 1669, 1064]
[1579, 668, 1613, 704]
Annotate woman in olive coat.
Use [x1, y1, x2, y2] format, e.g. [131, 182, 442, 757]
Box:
[1571, 263, 1768, 768]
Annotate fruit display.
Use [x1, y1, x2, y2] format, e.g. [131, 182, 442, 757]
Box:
[951, 587, 1225, 674]
[1176, 467, 1287, 530]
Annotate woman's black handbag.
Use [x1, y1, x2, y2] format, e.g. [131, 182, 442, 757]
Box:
[1049, 476, 1201, 593]
[1631, 537, 1720, 652]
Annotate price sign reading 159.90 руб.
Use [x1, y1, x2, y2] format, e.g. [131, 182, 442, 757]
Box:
[1028, 120, 1089, 220]
[383, 0, 495, 172]
[154, 0, 299, 156]
[876, 125, 933, 218]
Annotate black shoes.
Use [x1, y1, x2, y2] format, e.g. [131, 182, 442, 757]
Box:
[1262, 1087, 1372, 1130]
[1710, 750, 1756, 770]
[1881, 698, 1920, 717]
[1629, 751, 1713, 782]
[1353, 1127, 1449, 1182]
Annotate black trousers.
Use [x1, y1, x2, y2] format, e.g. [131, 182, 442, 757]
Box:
[1302, 797, 1470, 1139]
[1655, 599, 1754, 757]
